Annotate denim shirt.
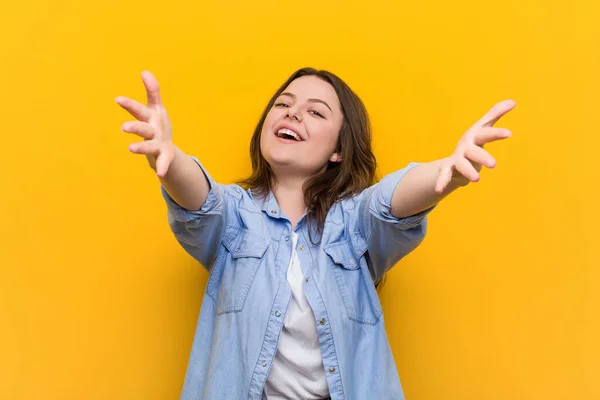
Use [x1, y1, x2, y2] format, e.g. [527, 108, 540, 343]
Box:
[161, 158, 432, 400]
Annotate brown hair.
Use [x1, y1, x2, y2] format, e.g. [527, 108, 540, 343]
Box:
[237, 67, 388, 290]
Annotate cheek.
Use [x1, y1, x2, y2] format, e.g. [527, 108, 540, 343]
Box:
[261, 112, 276, 135]
[264, 107, 283, 125]
[309, 122, 340, 149]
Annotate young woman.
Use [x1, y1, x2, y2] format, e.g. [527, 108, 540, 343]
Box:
[116, 67, 515, 400]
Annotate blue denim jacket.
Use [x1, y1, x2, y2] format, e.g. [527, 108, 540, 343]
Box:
[161, 157, 432, 400]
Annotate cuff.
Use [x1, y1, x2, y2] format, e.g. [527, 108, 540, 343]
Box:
[160, 156, 223, 223]
[372, 162, 435, 230]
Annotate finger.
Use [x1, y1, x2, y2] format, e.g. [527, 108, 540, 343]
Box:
[121, 121, 155, 140]
[465, 144, 496, 169]
[115, 96, 151, 121]
[475, 99, 516, 128]
[473, 127, 512, 146]
[155, 147, 174, 178]
[435, 164, 453, 194]
[455, 157, 480, 182]
[128, 140, 160, 156]
[142, 71, 162, 108]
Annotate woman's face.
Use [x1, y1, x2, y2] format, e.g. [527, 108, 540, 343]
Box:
[260, 75, 344, 179]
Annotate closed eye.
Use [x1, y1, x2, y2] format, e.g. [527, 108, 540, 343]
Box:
[274, 102, 290, 108]
[309, 110, 325, 118]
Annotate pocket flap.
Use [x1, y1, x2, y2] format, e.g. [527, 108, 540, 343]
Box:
[323, 239, 360, 270]
[222, 226, 270, 259]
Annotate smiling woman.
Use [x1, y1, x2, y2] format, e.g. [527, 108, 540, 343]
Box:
[115, 67, 515, 400]
[242, 69, 379, 244]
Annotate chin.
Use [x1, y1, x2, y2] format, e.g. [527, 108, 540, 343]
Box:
[261, 143, 324, 176]
[264, 152, 296, 169]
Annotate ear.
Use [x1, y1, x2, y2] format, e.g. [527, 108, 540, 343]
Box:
[330, 153, 343, 162]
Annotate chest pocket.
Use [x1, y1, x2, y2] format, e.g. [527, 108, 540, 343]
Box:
[323, 238, 382, 325]
[207, 225, 270, 315]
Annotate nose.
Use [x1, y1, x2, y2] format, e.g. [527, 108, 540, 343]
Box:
[286, 105, 301, 121]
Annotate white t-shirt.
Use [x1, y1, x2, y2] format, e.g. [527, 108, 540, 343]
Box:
[262, 231, 330, 399]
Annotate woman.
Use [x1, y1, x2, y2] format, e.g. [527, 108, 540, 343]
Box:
[115, 67, 515, 399]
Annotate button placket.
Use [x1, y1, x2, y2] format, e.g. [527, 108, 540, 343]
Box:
[298, 246, 343, 398]
[248, 272, 295, 398]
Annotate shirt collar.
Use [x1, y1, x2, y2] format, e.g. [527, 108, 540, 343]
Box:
[249, 188, 283, 218]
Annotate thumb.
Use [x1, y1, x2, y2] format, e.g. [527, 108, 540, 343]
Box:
[155, 146, 175, 178]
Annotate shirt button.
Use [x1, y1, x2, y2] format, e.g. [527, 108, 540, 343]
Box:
[285, 235, 289, 242]
[299, 245, 305, 251]
[350, 259, 356, 265]
[329, 367, 336, 373]
[262, 361, 267, 367]
[275, 310, 281, 317]
[305, 277, 310, 283]
[320, 318, 326, 325]
[270, 210, 277, 215]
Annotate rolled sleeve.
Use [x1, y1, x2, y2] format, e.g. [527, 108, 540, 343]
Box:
[160, 156, 227, 269]
[356, 162, 435, 281]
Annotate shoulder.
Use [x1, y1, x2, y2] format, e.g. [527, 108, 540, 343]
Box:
[325, 192, 364, 224]
[217, 184, 269, 219]
[218, 183, 246, 200]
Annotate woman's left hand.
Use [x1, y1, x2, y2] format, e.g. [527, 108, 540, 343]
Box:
[435, 99, 517, 194]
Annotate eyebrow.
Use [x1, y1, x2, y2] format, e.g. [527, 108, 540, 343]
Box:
[280, 92, 332, 112]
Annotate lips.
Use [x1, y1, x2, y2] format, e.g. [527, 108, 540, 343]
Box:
[273, 124, 305, 142]
[276, 128, 301, 141]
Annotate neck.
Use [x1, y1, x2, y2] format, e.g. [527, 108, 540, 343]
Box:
[271, 174, 308, 229]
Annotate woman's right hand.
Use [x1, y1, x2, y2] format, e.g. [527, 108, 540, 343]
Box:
[116, 71, 177, 178]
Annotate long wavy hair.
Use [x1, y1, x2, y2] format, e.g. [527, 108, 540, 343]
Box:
[237, 67, 386, 288]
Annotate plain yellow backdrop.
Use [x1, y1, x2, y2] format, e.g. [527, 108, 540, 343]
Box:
[1, 0, 598, 399]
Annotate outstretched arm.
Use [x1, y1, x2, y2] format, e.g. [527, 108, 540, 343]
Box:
[391, 100, 516, 218]
[115, 71, 209, 211]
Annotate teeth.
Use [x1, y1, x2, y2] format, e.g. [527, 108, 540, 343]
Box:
[277, 128, 301, 141]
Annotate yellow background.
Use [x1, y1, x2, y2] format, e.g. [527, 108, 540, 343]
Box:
[1, 0, 598, 399]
